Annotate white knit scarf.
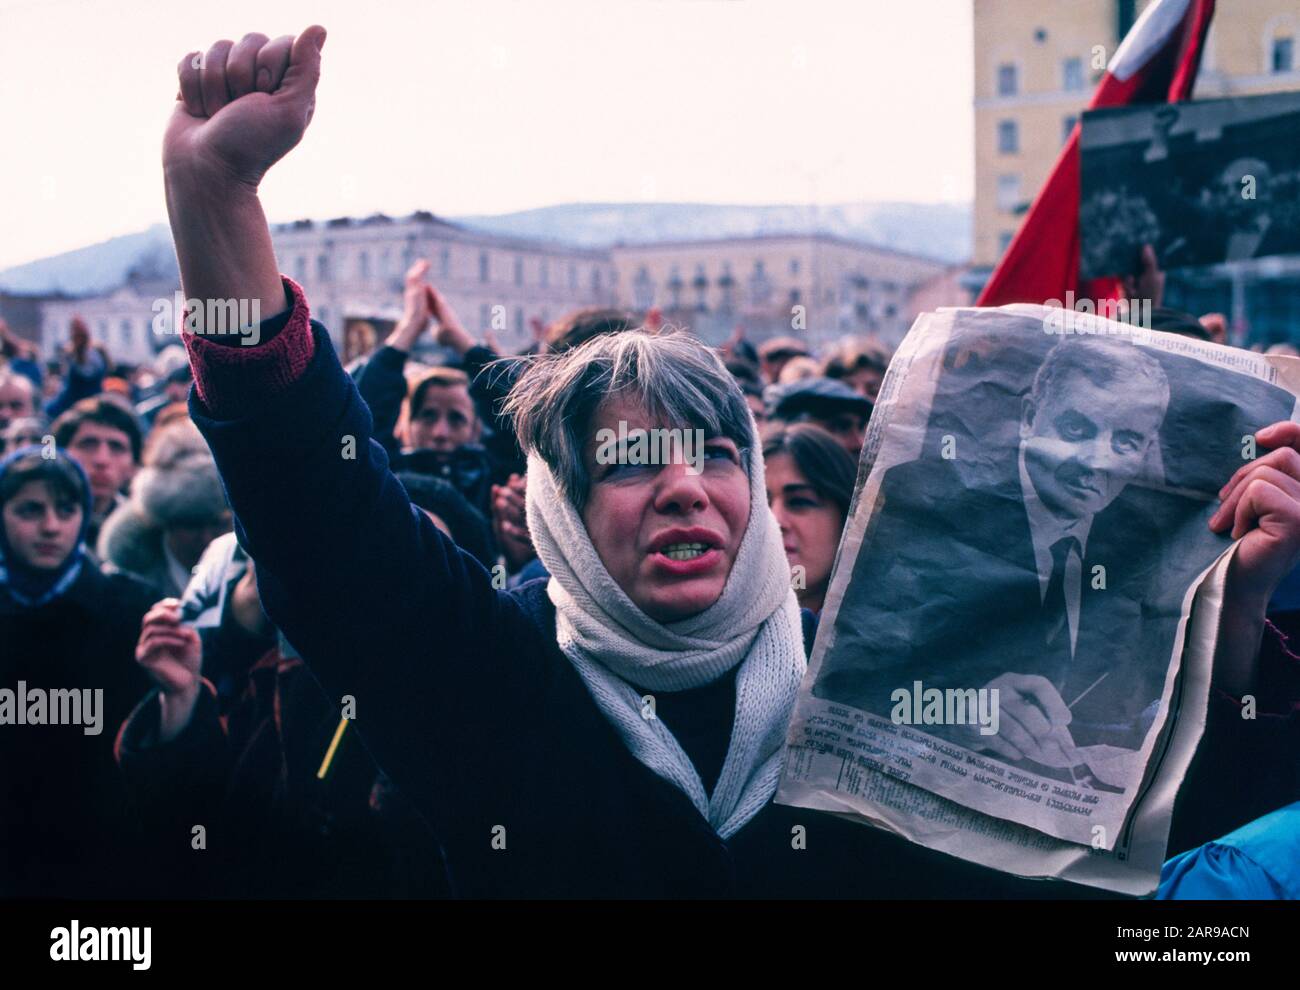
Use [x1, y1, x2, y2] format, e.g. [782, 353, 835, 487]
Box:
[524, 442, 805, 839]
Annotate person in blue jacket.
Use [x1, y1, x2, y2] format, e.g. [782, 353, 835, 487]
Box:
[1159, 802, 1300, 899]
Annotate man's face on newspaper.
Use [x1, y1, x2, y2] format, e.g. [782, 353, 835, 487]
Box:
[1020, 370, 1164, 522]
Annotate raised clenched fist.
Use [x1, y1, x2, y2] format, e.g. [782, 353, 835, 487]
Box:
[163, 26, 327, 190]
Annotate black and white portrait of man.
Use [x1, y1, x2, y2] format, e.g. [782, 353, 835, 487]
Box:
[813, 332, 1221, 792]
[1017, 338, 1170, 664]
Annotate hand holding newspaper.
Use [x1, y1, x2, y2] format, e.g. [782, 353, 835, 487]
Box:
[776, 303, 1300, 895]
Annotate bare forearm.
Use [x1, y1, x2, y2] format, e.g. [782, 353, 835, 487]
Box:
[165, 170, 285, 321]
[385, 319, 423, 353]
[157, 684, 201, 744]
[1214, 592, 1267, 700]
[441, 321, 476, 355]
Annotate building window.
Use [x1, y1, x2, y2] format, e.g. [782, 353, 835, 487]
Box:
[479, 304, 490, 331]
[633, 267, 655, 309]
[295, 256, 307, 281]
[440, 246, 451, 278]
[514, 256, 524, 286]
[591, 268, 602, 296]
[789, 288, 801, 306]
[515, 307, 524, 338]
[718, 262, 735, 312]
[1062, 114, 1079, 144]
[1062, 57, 1084, 91]
[359, 251, 370, 278]
[748, 260, 772, 307]
[540, 259, 549, 288]
[119, 319, 133, 349]
[998, 231, 1015, 255]
[997, 63, 1018, 97]
[693, 264, 709, 311]
[996, 174, 1020, 211]
[790, 258, 800, 275]
[380, 250, 390, 275]
[667, 266, 683, 309]
[997, 119, 1019, 154]
[569, 264, 578, 291]
[1273, 36, 1295, 73]
[317, 255, 330, 281]
[838, 275, 853, 305]
[1118, 0, 1137, 41]
[479, 252, 490, 283]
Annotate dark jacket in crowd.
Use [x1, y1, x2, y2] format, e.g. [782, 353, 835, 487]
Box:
[460, 342, 528, 479]
[113, 528, 448, 898]
[1, 564, 159, 897]
[182, 291, 1300, 898]
[44, 345, 109, 420]
[353, 344, 407, 460]
[116, 646, 451, 899]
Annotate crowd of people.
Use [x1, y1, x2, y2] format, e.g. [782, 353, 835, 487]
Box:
[2, 25, 1298, 900]
[0, 254, 889, 896]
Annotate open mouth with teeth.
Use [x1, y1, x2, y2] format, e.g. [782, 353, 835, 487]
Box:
[658, 541, 711, 561]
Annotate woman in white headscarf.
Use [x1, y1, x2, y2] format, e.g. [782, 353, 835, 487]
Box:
[157, 25, 1300, 898]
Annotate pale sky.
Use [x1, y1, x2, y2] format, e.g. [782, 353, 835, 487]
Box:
[0, 0, 974, 270]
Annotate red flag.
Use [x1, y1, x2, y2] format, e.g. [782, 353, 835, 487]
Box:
[977, 0, 1216, 307]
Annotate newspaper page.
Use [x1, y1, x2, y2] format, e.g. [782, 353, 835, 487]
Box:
[776, 303, 1300, 895]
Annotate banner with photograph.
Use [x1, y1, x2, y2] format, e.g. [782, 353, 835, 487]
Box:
[1080, 90, 1300, 279]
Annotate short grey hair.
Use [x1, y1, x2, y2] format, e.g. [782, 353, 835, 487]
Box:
[1030, 336, 1170, 420]
[503, 329, 754, 512]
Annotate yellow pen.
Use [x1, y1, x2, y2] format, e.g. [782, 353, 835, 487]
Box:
[317, 717, 350, 780]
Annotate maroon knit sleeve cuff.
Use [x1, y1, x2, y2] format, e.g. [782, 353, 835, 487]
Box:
[1211, 618, 1300, 719]
[183, 276, 316, 418]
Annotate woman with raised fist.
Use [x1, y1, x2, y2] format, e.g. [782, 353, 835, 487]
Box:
[160, 27, 1300, 898]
